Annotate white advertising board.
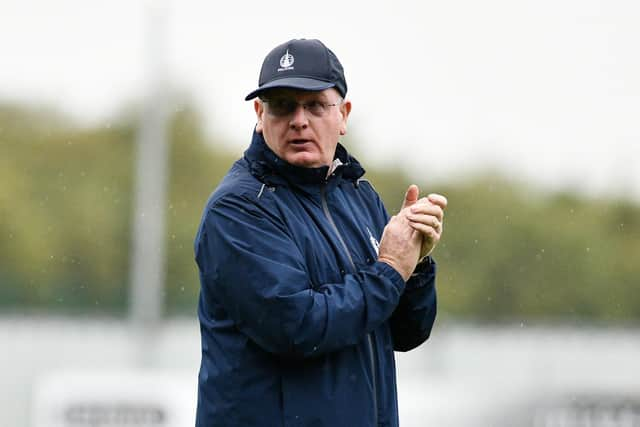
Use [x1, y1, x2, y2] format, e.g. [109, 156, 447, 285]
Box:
[32, 370, 196, 427]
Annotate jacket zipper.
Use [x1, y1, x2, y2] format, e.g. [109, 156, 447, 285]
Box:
[320, 185, 379, 426]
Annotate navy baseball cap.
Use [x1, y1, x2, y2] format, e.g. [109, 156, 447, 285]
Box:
[245, 39, 347, 101]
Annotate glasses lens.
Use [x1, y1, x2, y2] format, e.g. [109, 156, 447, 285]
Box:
[264, 98, 333, 117]
[267, 99, 296, 117]
[305, 101, 326, 117]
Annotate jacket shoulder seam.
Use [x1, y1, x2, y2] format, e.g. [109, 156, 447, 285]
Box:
[356, 177, 376, 192]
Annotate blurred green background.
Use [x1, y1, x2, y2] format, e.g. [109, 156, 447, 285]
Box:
[2, 102, 638, 324]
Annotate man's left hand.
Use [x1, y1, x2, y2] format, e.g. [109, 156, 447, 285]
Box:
[405, 193, 448, 259]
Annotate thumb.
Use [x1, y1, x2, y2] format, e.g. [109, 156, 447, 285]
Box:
[400, 184, 419, 210]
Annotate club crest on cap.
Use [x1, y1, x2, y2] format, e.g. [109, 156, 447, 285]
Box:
[278, 49, 295, 72]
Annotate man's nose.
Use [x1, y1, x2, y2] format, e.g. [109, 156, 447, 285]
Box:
[289, 104, 309, 129]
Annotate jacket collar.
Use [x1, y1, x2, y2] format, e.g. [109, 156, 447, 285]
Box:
[244, 130, 365, 189]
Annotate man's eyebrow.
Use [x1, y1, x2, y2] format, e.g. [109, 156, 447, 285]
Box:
[303, 93, 332, 102]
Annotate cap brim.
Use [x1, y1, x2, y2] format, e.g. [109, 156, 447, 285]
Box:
[245, 77, 335, 101]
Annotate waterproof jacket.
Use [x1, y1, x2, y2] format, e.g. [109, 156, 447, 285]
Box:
[194, 131, 437, 427]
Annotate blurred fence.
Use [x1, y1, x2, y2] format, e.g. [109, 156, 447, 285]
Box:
[3, 316, 639, 427]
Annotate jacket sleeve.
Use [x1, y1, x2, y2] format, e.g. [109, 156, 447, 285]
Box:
[195, 194, 406, 358]
[389, 256, 437, 352]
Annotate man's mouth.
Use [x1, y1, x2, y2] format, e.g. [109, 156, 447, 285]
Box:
[290, 139, 312, 145]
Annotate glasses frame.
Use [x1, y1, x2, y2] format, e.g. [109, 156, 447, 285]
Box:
[260, 97, 343, 118]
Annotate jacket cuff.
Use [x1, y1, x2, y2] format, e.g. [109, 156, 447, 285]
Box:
[373, 260, 406, 290]
[406, 256, 437, 290]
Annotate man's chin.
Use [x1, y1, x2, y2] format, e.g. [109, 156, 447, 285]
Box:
[286, 153, 325, 169]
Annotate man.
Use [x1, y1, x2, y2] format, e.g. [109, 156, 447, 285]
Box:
[194, 38, 447, 427]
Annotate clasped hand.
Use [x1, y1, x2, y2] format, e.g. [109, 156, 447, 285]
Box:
[377, 185, 447, 281]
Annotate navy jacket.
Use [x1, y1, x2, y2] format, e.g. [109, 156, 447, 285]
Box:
[194, 131, 437, 427]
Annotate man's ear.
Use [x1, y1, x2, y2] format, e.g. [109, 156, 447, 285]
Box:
[254, 99, 264, 133]
[339, 100, 352, 136]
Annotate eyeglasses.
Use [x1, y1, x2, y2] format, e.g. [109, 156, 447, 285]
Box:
[262, 98, 343, 118]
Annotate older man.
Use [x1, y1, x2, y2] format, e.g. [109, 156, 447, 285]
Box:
[194, 38, 447, 427]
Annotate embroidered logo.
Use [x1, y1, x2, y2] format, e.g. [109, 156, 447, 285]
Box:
[366, 227, 380, 256]
[278, 49, 295, 72]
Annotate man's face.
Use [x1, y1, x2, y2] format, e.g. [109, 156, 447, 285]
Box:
[254, 88, 351, 168]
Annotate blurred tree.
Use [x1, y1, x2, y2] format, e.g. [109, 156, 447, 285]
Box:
[1, 103, 639, 323]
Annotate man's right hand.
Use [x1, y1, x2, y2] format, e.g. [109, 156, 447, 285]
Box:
[377, 185, 422, 281]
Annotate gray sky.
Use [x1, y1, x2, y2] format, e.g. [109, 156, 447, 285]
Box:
[2, 0, 639, 201]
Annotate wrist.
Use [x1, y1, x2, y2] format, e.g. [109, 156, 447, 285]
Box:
[377, 256, 411, 282]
